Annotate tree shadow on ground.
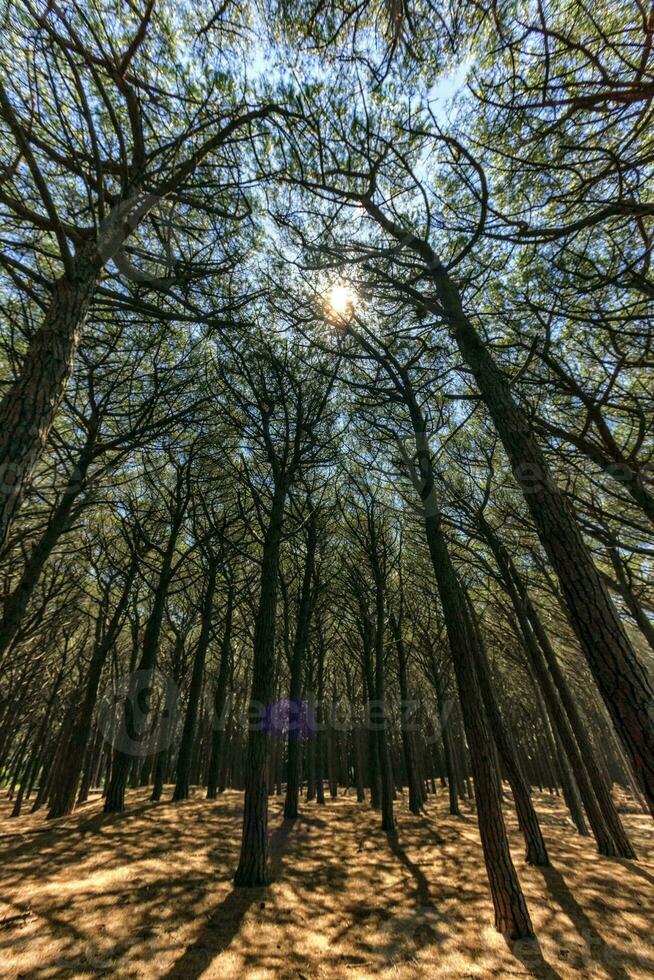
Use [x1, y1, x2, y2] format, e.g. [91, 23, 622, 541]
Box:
[537, 863, 651, 979]
[507, 935, 565, 979]
[0, 786, 652, 978]
[161, 817, 295, 979]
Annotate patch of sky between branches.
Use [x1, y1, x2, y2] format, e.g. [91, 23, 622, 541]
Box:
[425, 57, 473, 124]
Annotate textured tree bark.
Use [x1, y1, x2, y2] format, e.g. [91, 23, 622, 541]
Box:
[284, 517, 317, 819]
[234, 488, 285, 886]
[47, 559, 137, 818]
[207, 584, 234, 799]
[359, 200, 654, 812]
[505, 541, 636, 853]
[463, 593, 549, 866]
[437, 279, 654, 812]
[424, 513, 533, 938]
[104, 519, 181, 814]
[173, 562, 219, 801]
[0, 258, 98, 556]
[390, 612, 423, 815]
[487, 527, 635, 856]
[521, 591, 638, 854]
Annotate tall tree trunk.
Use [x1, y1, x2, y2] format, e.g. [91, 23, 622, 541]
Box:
[462, 592, 549, 866]
[353, 717, 366, 803]
[369, 525, 395, 831]
[234, 487, 285, 886]
[284, 515, 317, 819]
[487, 528, 635, 857]
[151, 640, 185, 802]
[424, 512, 533, 938]
[104, 524, 180, 814]
[360, 202, 654, 810]
[523, 594, 636, 856]
[207, 582, 234, 799]
[48, 558, 137, 818]
[433, 682, 461, 816]
[362, 638, 381, 809]
[437, 267, 654, 810]
[405, 396, 531, 933]
[173, 561, 219, 801]
[315, 640, 327, 805]
[0, 260, 98, 555]
[306, 715, 317, 802]
[390, 612, 423, 815]
[327, 696, 339, 799]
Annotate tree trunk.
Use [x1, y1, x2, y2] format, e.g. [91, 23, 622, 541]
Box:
[362, 205, 654, 811]
[316, 647, 327, 805]
[436, 272, 654, 811]
[353, 719, 366, 802]
[173, 562, 219, 801]
[207, 583, 234, 799]
[463, 592, 549, 866]
[390, 612, 423, 815]
[492, 535, 635, 857]
[234, 487, 285, 886]
[0, 261, 98, 556]
[433, 685, 461, 816]
[48, 559, 137, 818]
[485, 526, 636, 857]
[284, 516, 317, 819]
[424, 511, 533, 938]
[104, 530, 179, 813]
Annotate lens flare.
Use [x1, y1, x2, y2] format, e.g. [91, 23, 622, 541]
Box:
[325, 283, 357, 321]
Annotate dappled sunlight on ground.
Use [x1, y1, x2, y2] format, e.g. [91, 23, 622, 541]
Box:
[0, 786, 652, 977]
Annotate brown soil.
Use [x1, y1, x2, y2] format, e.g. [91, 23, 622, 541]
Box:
[0, 786, 652, 978]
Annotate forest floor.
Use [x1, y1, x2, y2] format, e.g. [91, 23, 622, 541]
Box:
[0, 785, 652, 979]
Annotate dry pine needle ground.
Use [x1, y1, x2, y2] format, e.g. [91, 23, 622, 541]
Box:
[0, 787, 652, 979]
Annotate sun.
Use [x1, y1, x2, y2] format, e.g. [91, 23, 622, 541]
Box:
[325, 283, 357, 321]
